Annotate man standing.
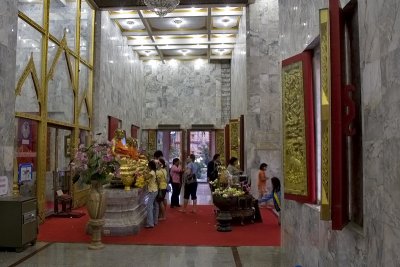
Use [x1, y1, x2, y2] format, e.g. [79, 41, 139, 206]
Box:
[179, 154, 198, 213]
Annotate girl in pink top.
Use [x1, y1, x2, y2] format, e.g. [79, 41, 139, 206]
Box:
[258, 163, 268, 199]
[170, 158, 183, 208]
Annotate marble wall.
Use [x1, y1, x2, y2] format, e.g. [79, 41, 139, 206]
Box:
[142, 60, 224, 129]
[280, 0, 400, 266]
[244, 0, 282, 196]
[92, 11, 144, 140]
[231, 7, 247, 119]
[0, 1, 18, 194]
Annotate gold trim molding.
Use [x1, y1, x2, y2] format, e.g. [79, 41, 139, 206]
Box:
[15, 54, 42, 108]
[320, 8, 331, 220]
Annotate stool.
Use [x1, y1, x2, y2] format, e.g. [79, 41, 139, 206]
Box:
[55, 194, 72, 214]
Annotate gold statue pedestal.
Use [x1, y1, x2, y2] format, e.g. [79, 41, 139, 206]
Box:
[119, 158, 136, 191]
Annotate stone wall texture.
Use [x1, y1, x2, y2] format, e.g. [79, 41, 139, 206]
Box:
[142, 60, 224, 129]
[0, 1, 18, 193]
[245, 0, 282, 197]
[93, 11, 144, 141]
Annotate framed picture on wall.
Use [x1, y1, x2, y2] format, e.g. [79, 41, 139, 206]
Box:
[108, 116, 122, 141]
[19, 163, 33, 183]
[64, 135, 71, 157]
[131, 124, 139, 139]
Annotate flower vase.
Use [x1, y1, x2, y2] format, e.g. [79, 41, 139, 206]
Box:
[87, 180, 106, 249]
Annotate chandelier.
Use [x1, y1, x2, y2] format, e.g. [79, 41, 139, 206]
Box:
[144, 0, 180, 17]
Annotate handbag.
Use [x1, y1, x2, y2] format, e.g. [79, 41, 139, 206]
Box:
[185, 173, 196, 184]
[156, 189, 164, 201]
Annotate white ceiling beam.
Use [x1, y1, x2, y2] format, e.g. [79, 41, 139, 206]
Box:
[122, 29, 238, 36]
[109, 9, 243, 19]
[127, 38, 236, 46]
[137, 10, 165, 63]
[140, 54, 231, 61]
[210, 10, 244, 16]
[209, 55, 231, 59]
[109, 13, 140, 19]
[141, 55, 208, 60]
[132, 45, 235, 51]
[132, 44, 234, 50]
[207, 7, 211, 62]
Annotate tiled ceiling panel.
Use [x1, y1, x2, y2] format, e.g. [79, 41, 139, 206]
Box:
[107, 5, 244, 61]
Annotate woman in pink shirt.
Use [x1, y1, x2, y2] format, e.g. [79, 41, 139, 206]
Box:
[170, 158, 183, 208]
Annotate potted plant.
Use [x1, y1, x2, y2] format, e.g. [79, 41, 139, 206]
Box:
[70, 141, 120, 249]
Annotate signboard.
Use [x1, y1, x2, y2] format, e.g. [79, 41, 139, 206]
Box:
[0, 176, 8, 196]
[19, 163, 33, 183]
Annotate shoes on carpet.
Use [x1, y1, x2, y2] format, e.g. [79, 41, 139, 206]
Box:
[144, 225, 154, 228]
[178, 209, 186, 213]
[159, 217, 166, 221]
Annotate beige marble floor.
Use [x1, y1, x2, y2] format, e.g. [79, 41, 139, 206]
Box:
[0, 242, 282, 267]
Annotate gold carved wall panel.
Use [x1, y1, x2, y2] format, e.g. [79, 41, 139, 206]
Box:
[282, 51, 316, 203]
[229, 120, 240, 167]
[282, 62, 308, 196]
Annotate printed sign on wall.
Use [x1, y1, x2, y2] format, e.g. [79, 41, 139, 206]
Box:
[0, 176, 8, 196]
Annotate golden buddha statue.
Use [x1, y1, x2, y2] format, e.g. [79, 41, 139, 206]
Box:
[126, 137, 139, 160]
[112, 129, 129, 158]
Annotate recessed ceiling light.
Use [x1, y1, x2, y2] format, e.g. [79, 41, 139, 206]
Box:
[126, 20, 135, 25]
[222, 18, 230, 23]
[172, 18, 183, 28]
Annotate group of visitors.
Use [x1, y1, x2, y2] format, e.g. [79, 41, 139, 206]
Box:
[144, 150, 282, 228]
[144, 150, 200, 228]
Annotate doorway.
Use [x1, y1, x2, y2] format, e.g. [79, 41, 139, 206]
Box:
[187, 130, 215, 183]
[156, 130, 183, 167]
[45, 126, 72, 217]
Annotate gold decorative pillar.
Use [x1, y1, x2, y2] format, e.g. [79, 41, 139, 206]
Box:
[215, 129, 225, 165]
[229, 119, 240, 169]
[147, 130, 157, 157]
[320, 8, 331, 220]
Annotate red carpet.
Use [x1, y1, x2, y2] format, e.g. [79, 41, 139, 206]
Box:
[38, 205, 280, 246]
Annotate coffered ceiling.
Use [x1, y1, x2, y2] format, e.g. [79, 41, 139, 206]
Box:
[89, 1, 249, 62]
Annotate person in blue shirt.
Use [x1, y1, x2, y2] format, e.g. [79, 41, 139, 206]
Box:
[179, 154, 198, 213]
[258, 177, 281, 224]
